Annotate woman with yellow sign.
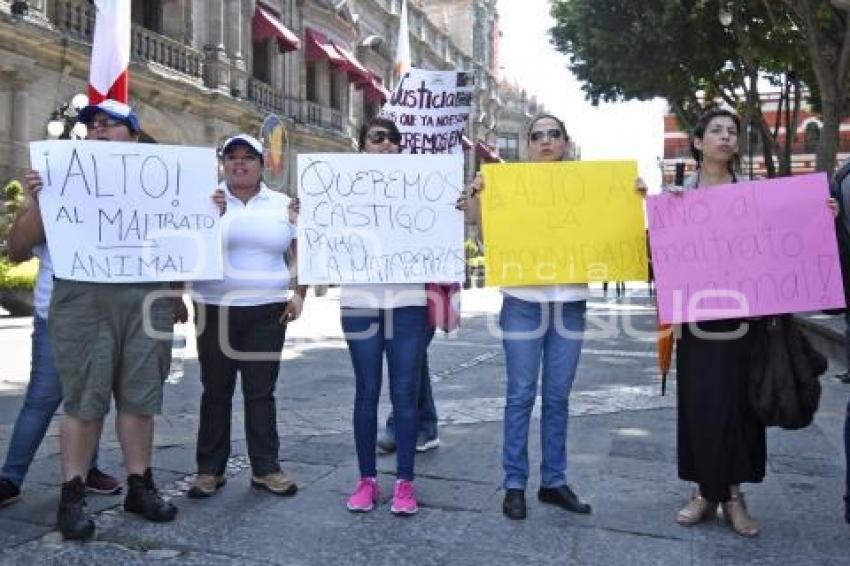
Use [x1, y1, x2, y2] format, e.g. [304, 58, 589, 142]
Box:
[460, 114, 592, 521]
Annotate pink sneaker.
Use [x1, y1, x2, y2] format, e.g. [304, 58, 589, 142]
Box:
[390, 479, 418, 516]
[347, 477, 380, 512]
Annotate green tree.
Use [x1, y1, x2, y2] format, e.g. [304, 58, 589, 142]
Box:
[775, 0, 850, 172]
[549, 0, 809, 176]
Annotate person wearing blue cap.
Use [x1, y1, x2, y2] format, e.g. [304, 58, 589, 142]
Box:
[24, 100, 184, 540]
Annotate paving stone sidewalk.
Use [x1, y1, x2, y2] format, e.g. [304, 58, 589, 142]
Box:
[0, 290, 848, 565]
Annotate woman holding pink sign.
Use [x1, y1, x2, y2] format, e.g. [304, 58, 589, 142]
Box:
[671, 109, 839, 536]
[670, 109, 768, 537]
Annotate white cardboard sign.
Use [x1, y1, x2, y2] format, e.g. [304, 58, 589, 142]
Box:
[297, 153, 466, 284]
[29, 140, 223, 282]
[380, 68, 474, 154]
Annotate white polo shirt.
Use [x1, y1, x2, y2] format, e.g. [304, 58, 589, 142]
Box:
[32, 244, 54, 320]
[502, 284, 589, 303]
[192, 182, 296, 307]
[339, 284, 427, 309]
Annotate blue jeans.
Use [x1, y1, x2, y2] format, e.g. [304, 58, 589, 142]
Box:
[385, 328, 438, 440]
[845, 313, 850, 369]
[500, 297, 586, 490]
[341, 306, 428, 481]
[845, 398, 850, 508]
[1, 316, 98, 487]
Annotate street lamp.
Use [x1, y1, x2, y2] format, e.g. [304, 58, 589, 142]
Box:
[45, 94, 89, 139]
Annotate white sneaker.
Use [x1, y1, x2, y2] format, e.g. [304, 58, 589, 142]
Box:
[416, 436, 440, 452]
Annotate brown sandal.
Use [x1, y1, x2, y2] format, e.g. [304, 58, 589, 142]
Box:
[721, 494, 760, 537]
[676, 491, 717, 526]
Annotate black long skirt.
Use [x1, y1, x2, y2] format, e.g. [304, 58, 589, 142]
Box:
[676, 319, 766, 503]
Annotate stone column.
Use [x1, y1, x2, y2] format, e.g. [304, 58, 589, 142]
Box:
[227, 0, 248, 97]
[204, 0, 231, 92]
[6, 70, 33, 182]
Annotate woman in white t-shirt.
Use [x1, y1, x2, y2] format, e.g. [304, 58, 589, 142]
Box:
[342, 117, 429, 516]
[464, 115, 592, 521]
[188, 134, 305, 499]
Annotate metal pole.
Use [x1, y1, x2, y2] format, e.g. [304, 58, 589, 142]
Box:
[748, 121, 754, 179]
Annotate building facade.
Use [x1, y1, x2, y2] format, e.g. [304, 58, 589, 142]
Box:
[0, 0, 505, 192]
[661, 92, 850, 182]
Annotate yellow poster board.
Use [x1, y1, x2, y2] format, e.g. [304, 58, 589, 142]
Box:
[481, 160, 648, 286]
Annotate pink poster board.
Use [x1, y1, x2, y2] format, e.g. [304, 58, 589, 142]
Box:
[647, 173, 845, 324]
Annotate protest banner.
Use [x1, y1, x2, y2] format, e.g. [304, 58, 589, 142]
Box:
[481, 160, 647, 286]
[30, 140, 223, 282]
[647, 173, 845, 324]
[297, 153, 465, 284]
[379, 68, 473, 154]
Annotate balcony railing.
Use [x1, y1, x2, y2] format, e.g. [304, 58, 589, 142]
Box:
[247, 79, 300, 121]
[303, 101, 344, 133]
[51, 0, 203, 83]
[132, 26, 203, 81]
[305, 101, 322, 127]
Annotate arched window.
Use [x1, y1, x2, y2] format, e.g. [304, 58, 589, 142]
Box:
[804, 122, 821, 154]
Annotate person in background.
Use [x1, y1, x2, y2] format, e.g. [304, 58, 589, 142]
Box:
[828, 155, 850, 523]
[187, 134, 304, 499]
[0, 167, 122, 510]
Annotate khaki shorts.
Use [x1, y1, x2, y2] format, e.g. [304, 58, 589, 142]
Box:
[49, 279, 173, 419]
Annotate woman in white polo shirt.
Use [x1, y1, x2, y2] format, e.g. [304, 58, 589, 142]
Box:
[188, 134, 305, 499]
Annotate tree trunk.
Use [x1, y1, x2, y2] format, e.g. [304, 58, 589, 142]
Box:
[819, 96, 841, 173]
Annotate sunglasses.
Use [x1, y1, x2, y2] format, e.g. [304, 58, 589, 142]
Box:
[87, 118, 124, 130]
[367, 130, 401, 145]
[529, 128, 564, 142]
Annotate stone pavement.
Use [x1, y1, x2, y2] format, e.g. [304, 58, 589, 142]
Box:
[0, 288, 848, 565]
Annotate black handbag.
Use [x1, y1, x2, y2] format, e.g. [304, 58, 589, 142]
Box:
[747, 315, 827, 430]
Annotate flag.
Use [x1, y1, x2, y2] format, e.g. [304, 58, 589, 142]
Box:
[88, 0, 131, 104]
[393, 0, 411, 84]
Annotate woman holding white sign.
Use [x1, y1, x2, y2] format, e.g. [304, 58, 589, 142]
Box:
[341, 117, 431, 516]
[460, 114, 592, 521]
[188, 134, 305, 500]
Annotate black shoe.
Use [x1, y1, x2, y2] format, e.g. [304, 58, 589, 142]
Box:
[538, 485, 592, 514]
[57, 476, 95, 540]
[124, 468, 177, 522]
[0, 478, 21, 508]
[502, 489, 527, 520]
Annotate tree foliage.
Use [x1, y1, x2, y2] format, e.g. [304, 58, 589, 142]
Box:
[548, 0, 828, 175]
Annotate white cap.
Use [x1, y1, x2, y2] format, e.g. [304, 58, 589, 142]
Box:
[221, 134, 264, 160]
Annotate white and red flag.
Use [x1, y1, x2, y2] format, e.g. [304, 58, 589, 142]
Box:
[88, 0, 131, 104]
[392, 0, 411, 86]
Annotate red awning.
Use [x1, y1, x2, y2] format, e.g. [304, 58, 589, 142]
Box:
[305, 28, 347, 68]
[476, 140, 503, 163]
[461, 135, 473, 151]
[253, 5, 300, 53]
[333, 43, 371, 83]
[362, 76, 392, 103]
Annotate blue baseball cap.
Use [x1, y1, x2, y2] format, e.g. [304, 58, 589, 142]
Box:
[78, 99, 141, 133]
